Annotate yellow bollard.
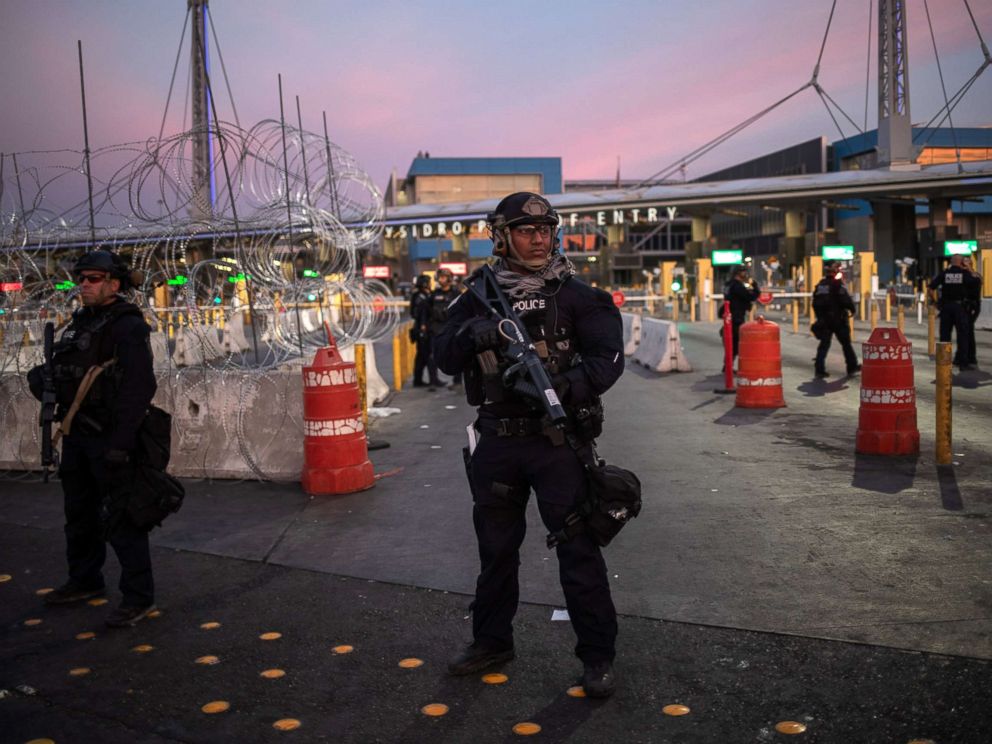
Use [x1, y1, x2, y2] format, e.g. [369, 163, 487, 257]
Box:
[689, 296, 696, 322]
[935, 342, 953, 465]
[897, 303, 905, 333]
[355, 343, 368, 432]
[392, 329, 403, 392]
[927, 304, 936, 357]
[672, 297, 679, 323]
[885, 292, 892, 323]
[792, 299, 799, 334]
[870, 300, 879, 330]
[859, 295, 866, 322]
[849, 314, 855, 342]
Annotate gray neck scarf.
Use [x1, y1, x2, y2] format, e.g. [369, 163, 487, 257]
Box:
[491, 252, 576, 300]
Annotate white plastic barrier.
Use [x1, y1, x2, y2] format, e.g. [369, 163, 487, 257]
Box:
[631, 317, 692, 373]
[340, 340, 390, 405]
[149, 331, 171, 371]
[620, 312, 642, 356]
[174, 325, 204, 367]
[223, 313, 250, 353]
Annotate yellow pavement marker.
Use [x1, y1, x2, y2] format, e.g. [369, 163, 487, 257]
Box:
[25, 739, 56, 744]
[566, 686, 586, 698]
[69, 668, 91, 677]
[200, 621, 221, 629]
[36, 588, 54, 595]
[0, 574, 11, 583]
[132, 644, 154, 653]
[482, 673, 508, 685]
[201, 701, 230, 714]
[195, 655, 220, 665]
[260, 669, 286, 679]
[775, 721, 807, 734]
[398, 658, 423, 668]
[421, 703, 448, 717]
[331, 644, 353, 654]
[147, 609, 162, 618]
[24, 618, 43, 627]
[512, 722, 541, 736]
[259, 632, 282, 641]
[273, 719, 301, 731]
[663, 704, 690, 716]
[76, 631, 96, 640]
[87, 598, 108, 606]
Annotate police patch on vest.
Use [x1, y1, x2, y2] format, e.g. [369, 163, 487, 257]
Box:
[945, 274, 963, 283]
[512, 298, 546, 313]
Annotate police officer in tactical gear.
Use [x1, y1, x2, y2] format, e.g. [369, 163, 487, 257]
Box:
[812, 262, 861, 377]
[957, 255, 982, 368]
[429, 267, 463, 390]
[410, 274, 442, 388]
[434, 192, 624, 698]
[722, 265, 760, 364]
[28, 249, 158, 627]
[930, 254, 982, 371]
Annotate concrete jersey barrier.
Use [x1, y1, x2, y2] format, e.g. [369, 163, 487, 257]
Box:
[631, 317, 692, 373]
[621, 312, 642, 357]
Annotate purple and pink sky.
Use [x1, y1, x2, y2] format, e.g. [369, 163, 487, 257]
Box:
[1, 0, 990, 192]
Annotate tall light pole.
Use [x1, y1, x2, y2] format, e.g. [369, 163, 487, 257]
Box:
[877, 0, 915, 166]
[189, 0, 213, 220]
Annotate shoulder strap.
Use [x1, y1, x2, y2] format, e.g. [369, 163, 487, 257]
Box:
[53, 358, 117, 445]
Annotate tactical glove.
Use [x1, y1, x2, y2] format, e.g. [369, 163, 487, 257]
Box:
[459, 317, 503, 352]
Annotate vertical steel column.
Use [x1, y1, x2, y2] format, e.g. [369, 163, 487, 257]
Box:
[877, 0, 914, 166]
[189, 0, 213, 221]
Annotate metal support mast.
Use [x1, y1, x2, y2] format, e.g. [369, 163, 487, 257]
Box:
[877, 0, 915, 166]
[189, 0, 213, 220]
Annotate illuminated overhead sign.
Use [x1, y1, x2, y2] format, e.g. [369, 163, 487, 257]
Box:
[438, 262, 467, 276]
[362, 265, 391, 279]
[227, 272, 249, 283]
[167, 275, 188, 286]
[384, 207, 680, 240]
[55, 280, 76, 291]
[302, 269, 320, 278]
[944, 240, 977, 256]
[711, 249, 743, 266]
[822, 245, 855, 260]
[0, 282, 23, 291]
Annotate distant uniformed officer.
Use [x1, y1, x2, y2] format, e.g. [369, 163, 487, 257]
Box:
[930, 254, 981, 370]
[410, 274, 441, 388]
[434, 192, 624, 698]
[959, 255, 982, 368]
[722, 265, 760, 364]
[429, 267, 462, 389]
[812, 262, 861, 378]
[28, 250, 158, 627]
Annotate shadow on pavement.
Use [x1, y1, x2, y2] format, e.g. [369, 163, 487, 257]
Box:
[936, 465, 965, 511]
[796, 377, 852, 397]
[851, 452, 918, 494]
[952, 369, 992, 390]
[713, 408, 776, 426]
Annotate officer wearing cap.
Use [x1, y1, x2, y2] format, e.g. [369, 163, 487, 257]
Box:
[811, 262, 860, 377]
[721, 264, 760, 366]
[429, 267, 462, 390]
[28, 249, 158, 627]
[930, 254, 981, 370]
[434, 192, 624, 698]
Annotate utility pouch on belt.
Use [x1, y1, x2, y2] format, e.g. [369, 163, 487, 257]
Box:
[546, 444, 642, 549]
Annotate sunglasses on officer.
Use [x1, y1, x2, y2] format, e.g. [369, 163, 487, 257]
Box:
[77, 273, 110, 284]
[511, 225, 553, 238]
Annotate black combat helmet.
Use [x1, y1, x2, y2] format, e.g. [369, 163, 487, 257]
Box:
[486, 192, 560, 259]
[72, 249, 136, 290]
[415, 274, 431, 289]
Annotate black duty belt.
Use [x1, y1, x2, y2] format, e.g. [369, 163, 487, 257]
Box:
[476, 417, 546, 437]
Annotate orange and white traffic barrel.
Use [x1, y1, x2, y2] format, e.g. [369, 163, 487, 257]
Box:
[856, 328, 919, 455]
[302, 338, 375, 495]
[735, 316, 786, 408]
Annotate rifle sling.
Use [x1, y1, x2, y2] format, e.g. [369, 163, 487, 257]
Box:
[52, 358, 116, 447]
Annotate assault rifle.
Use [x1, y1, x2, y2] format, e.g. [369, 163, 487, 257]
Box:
[39, 321, 58, 482]
[463, 265, 568, 427]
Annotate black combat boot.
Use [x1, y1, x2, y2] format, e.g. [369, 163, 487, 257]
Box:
[581, 660, 617, 699]
[105, 603, 157, 628]
[447, 642, 514, 676]
[43, 581, 105, 606]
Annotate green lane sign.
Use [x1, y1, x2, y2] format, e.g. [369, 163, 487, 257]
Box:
[944, 240, 977, 256]
[822, 245, 855, 260]
[711, 249, 743, 266]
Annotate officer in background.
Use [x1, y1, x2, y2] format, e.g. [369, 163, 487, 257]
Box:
[812, 262, 861, 378]
[959, 255, 982, 368]
[429, 267, 462, 390]
[930, 254, 981, 371]
[410, 274, 441, 389]
[28, 250, 158, 627]
[435, 192, 624, 698]
[722, 265, 760, 366]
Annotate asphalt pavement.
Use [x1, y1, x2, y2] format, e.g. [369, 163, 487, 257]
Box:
[1, 313, 990, 743]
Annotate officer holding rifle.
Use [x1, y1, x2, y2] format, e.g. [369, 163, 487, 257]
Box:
[434, 192, 625, 698]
